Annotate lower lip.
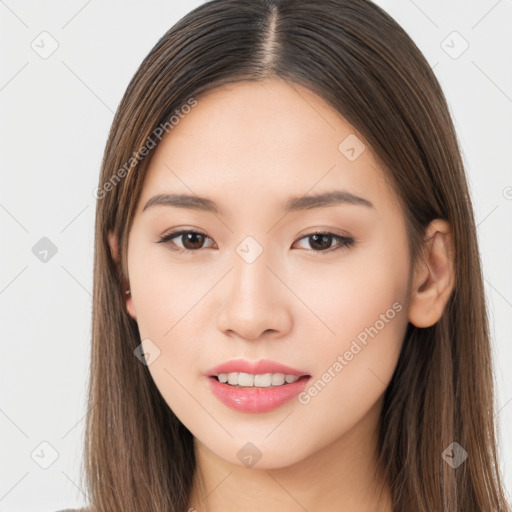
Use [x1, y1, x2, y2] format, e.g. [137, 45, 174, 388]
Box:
[206, 376, 311, 413]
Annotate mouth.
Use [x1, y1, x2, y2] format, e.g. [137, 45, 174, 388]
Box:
[206, 372, 311, 413]
[204, 359, 311, 412]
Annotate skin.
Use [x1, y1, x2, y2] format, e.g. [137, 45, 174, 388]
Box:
[109, 78, 455, 512]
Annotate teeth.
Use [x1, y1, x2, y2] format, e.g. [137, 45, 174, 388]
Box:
[217, 372, 302, 387]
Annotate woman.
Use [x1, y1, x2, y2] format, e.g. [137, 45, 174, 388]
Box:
[68, 0, 511, 510]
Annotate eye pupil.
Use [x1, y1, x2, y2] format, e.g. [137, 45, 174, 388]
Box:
[309, 234, 332, 251]
[183, 232, 205, 250]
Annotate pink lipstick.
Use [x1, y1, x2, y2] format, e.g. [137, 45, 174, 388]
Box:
[204, 359, 311, 413]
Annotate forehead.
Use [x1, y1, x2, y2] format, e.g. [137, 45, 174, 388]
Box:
[137, 78, 400, 217]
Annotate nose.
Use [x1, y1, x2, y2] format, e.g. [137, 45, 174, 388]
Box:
[216, 248, 293, 340]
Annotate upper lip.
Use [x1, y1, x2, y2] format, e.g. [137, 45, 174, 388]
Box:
[204, 359, 310, 377]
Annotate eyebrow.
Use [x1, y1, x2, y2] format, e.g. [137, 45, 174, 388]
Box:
[142, 190, 374, 215]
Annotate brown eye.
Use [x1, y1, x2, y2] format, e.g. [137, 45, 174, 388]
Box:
[157, 230, 354, 255]
[180, 232, 207, 250]
[157, 230, 215, 253]
[294, 232, 355, 253]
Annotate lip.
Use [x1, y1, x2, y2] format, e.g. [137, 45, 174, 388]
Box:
[204, 358, 309, 377]
[204, 358, 311, 413]
[206, 374, 310, 413]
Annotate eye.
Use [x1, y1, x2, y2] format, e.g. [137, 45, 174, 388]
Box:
[157, 229, 216, 253]
[157, 229, 355, 254]
[293, 231, 355, 254]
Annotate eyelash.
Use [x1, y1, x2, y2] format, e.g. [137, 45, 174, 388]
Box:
[157, 229, 355, 255]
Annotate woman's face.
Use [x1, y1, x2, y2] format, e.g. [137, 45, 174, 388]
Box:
[124, 78, 412, 468]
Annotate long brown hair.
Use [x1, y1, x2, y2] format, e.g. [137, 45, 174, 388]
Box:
[82, 1, 511, 510]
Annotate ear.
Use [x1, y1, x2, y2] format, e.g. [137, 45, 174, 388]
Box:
[108, 231, 137, 321]
[408, 219, 455, 328]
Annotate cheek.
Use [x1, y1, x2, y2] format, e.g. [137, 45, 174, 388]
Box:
[291, 260, 409, 449]
[289, 236, 410, 410]
[126, 240, 213, 406]
[129, 242, 209, 337]
[290, 237, 410, 346]
[128, 251, 209, 421]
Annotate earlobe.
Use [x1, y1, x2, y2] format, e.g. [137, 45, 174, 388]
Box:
[108, 230, 137, 321]
[408, 219, 455, 328]
[125, 291, 137, 320]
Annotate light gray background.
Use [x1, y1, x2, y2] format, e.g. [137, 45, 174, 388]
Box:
[1, 1, 511, 510]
